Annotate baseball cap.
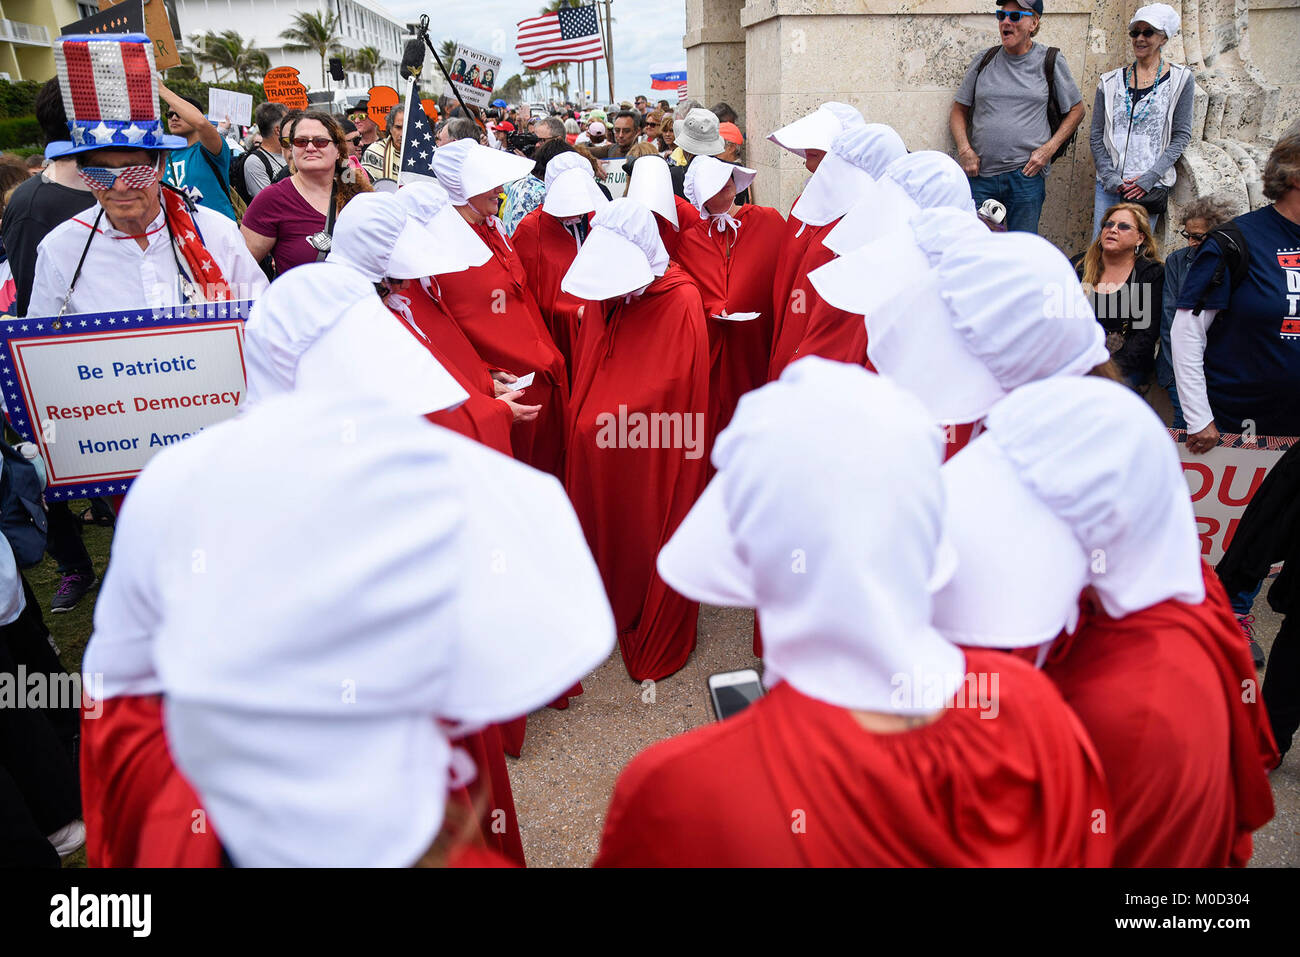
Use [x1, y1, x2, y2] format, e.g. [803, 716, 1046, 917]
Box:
[997, 0, 1044, 13]
[718, 122, 743, 145]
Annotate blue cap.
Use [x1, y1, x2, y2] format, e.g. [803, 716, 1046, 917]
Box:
[997, 0, 1044, 13]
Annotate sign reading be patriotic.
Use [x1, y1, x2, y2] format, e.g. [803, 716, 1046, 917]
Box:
[516, 4, 604, 69]
[2, 303, 252, 499]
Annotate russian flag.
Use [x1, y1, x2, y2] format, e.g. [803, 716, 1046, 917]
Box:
[650, 64, 686, 90]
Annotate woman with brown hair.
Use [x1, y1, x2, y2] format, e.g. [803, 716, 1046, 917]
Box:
[1073, 200, 1163, 388]
[240, 110, 372, 275]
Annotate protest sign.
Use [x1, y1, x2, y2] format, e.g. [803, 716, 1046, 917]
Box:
[601, 159, 628, 198]
[61, 1, 144, 38]
[263, 66, 308, 110]
[1174, 429, 1295, 565]
[367, 86, 400, 130]
[447, 44, 502, 109]
[421, 98, 440, 121]
[207, 88, 253, 127]
[2, 302, 252, 499]
[95, 0, 179, 69]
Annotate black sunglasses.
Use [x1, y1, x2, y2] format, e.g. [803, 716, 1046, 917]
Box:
[1102, 220, 1136, 232]
[1129, 27, 1158, 38]
[995, 10, 1035, 22]
[1180, 228, 1208, 242]
[166, 110, 180, 119]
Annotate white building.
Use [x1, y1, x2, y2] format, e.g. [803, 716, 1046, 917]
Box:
[174, 0, 406, 92]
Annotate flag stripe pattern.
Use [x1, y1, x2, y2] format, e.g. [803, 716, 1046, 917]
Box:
[516, 5, 604, 69]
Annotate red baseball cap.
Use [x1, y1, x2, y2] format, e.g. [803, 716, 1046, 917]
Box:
[497, 121, 516, 133]
[718, 122, 744, 145]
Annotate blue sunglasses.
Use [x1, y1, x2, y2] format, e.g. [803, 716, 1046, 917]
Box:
[995, 9, 1035, 21]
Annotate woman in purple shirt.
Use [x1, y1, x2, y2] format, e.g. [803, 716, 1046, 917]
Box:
[241, 111, 372, 275]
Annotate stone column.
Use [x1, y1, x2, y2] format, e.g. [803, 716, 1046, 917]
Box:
[684, 0, 748, 122]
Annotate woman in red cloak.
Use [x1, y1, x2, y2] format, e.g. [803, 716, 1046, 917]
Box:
[561, 198, 711, 682]
[430, 139, 570, 477]
[595, 359, 1113, 867]
[512, 152, 610, 382]
[676, 156, 785, 443]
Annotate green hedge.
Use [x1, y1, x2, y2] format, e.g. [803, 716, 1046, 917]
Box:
[158, 78, 268, 113]
[0, 116, 42, 151]
[0, 80, 41, 120]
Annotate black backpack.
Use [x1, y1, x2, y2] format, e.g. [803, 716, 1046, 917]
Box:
[972, 45, 1077, 163]
[1190, 220, 1251, 315]
[0, 442, 48, 568]
[230, 147, 274, 204]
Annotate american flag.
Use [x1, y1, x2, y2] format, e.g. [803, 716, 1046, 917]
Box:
[397, 80, 438, 186]
[516, 4, 604, 69]
[677, 83, 689, 104]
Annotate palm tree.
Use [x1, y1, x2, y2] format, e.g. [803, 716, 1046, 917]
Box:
[188, 30, 269, 84]
[279, 11, 343, 87]
[348, 46, 381, 87]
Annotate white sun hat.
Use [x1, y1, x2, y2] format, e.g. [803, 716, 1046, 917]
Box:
[243, 262, 468, 416]
[657, 356, 964, 714]
[683, 155, 756, 220]
[560, 198, 669, 301]
[394, 180, 491, 273]
[431, 138, 533, 204]
[766, 101, 865, 158]
[624, 153, 678, 228]
[543, 154, 610, 219]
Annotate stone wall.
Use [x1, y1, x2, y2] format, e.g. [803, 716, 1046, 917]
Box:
[684, 0, 1300, 254]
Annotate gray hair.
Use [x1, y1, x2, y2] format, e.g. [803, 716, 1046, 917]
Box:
[442, 117, 482, 143]
[1180, 193, 1237, 230]
[386, 104, 403, 137]
[536, 115, 566, 139]
[564, 118, 579, 134]
[674, 98, 701, 121]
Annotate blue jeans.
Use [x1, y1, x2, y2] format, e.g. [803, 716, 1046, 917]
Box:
[968, 169, 1047, 234]
[1093, 180, 1160, 239]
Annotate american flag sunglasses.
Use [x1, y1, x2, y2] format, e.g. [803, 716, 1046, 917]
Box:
[78, 164, 159, 191]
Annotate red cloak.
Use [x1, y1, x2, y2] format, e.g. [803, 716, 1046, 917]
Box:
[767, 214, 836, 381]
[595, 651, 1113, 866]
[673, 204, 785, 443]
[1043, 565, 1278, 866]
[565, 265, 711, 681]
[80, 695, 222, 867]
[449, 724, 526, 866]
[511, 207, 590, 383]
[432, 219, 569, 477]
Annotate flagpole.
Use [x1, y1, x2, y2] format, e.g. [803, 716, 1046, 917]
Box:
[602, 0, 615, 103]
[396, 74, 415, 184]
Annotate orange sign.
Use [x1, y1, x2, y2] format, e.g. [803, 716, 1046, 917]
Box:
[421, 99, 440, 122]
[367, 86, 400, 130]
[99, 0, 180, 70]
[263, 66, 308, 111]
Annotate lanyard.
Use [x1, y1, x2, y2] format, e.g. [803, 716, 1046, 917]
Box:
[57, 203, 198, 319]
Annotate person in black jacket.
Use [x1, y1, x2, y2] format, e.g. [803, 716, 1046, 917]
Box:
[1216, 438, 1300, 764]
[1072, 201, 1163, 389]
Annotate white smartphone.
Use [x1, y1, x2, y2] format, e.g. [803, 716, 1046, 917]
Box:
[708, 669, 764, 721]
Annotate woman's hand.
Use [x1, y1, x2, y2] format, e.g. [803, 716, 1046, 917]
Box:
[498, 390, 542, 423]
[490, 370, 518, 397]
[1186, 422, 1220, 455]
[1120, 176, 1147, 200]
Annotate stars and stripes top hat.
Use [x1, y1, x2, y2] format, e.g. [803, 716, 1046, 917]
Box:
[46, 34, 187, 159]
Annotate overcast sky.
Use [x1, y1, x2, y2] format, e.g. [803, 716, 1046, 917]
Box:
[385, 0, 686, 104]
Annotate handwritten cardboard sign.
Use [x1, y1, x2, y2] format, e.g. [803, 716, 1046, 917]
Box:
[96, 0, 179, 69]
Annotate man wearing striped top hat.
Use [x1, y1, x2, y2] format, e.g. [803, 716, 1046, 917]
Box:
[27, 34, 266, 319]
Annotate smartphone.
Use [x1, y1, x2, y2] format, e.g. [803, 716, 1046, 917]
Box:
[708, 669, 764, 721]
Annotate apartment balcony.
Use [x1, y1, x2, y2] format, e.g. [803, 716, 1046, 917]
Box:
[0, 18, 50, 47]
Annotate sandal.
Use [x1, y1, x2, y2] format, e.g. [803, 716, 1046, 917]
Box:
[79, 505, 115, 528]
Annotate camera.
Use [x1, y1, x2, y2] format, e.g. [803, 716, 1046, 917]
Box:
[506, 131, 540, 158]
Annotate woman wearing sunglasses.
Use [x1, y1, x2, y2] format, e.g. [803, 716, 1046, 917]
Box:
[1072, 201, 1163, 389]
[240, 110, 372, 276]
[1089, 4, 1195, 238]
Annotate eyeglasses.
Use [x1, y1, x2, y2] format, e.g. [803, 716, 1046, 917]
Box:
[165, 110, 180, 120]
[994, 9, 1035, 22]
[1129, 27, 1158, 38]
[291, 136, 334, 150]
[1102, 220, 1137, 232]
[346, 136, 361, 147]
[77, 164, 159, 191]
[1180, 228, 1208, 242]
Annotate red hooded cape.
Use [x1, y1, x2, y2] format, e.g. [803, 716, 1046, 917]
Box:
[511, 207, 590, 384]
[432, 219, 569, 477]
[767, 214, 844, 381]
[595, 651, 1113, 866]
[673, 204, 785, 443]
[80, 695, 222, 867]
[1043, 564, 1278, 866]
[565, 265, 710, 681]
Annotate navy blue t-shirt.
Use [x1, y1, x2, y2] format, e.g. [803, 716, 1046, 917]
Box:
[1177, 204, 1300, 436]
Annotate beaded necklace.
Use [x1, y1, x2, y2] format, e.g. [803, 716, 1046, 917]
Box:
[1124, 54, 1165, 125]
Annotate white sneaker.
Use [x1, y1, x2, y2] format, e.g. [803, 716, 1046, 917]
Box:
[47, 819, 86, 857]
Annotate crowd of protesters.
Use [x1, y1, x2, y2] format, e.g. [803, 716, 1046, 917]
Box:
[0, 12, 1295, 870]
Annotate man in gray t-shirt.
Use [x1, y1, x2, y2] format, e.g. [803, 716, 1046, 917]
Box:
[244, 101, 289, 197]
[949, 0, 1084, 234]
